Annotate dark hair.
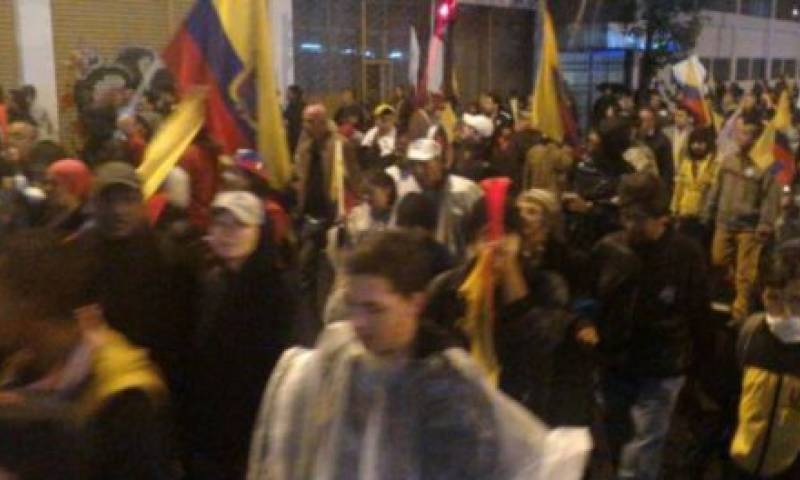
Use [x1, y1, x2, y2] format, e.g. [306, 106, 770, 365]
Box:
[22, 84, 36, 100]
[95, 138, 134, 166]
[364, 169, 397, 206]
[28, 140, 68, 167]
[761, 240, 800, 291]
[134, 114, 154, 140]
[480, 91, 502, 106]
[288, 85, 303, 97]
[688, 127, 716, 150]
[396, 192, 437, 233]
[617, 172, 670, 217]
[0, 231, 95, 322]
[343, 230, 435, 295]
[461, 195, 520, 245]
[597, 116, 632, 168]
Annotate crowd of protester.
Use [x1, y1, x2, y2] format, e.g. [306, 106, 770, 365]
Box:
[0, 71, 799, 480]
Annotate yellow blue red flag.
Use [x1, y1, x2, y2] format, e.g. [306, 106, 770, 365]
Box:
[163, 0, 291, 189]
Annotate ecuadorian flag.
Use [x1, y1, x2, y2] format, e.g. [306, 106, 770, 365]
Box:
[531, 0, 579, 146]
[752, 89, 796, 186]
[163, 0, 291, 189]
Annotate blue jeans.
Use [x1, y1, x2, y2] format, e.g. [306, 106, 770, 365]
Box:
[601, 373, 686, 480]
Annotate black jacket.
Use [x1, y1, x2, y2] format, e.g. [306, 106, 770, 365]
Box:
[188, 242, 294, 480]
[426, 242, 594, 426]
[591, 228, 710, 377]
[642, 130, 674, 191]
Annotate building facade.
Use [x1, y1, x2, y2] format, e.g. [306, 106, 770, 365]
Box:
[696, 0, 800, 88]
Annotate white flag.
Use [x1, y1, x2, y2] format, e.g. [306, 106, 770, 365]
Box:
[425, 33, 444, 94]
[409, 26, 420, 88]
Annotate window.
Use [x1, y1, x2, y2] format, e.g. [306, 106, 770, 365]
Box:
[776, 0, 800, 20]
[752, 58, 767, 80]
[772, 59, 784, 79]
[712, 58, 732, 82]
[736, 57, 750, 81]
[700, 0, 737, 12]
[784, 59, 797, 77]
[741, 0, 773, 17]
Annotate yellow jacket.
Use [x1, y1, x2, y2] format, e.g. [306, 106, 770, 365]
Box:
[671, 154, 718, 217]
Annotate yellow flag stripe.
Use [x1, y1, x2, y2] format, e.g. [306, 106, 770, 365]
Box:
[137, 90, 207, 199]
[531, 0, 565, 143]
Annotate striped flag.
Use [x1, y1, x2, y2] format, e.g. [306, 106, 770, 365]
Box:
[531, 0, 579, 145]
[751, 89, 795, 185]
[163, 0, 291, 189]
[673, 55, 711, 127]
[137, 89, 206, 199]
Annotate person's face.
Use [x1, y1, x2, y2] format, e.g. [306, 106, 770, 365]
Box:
[735, 119, 758, 149]
[342, 90, 355, 104]
[303, 111, 328, 140]
[689, 139, 709, 159]
[649, 96, 662, 110]
[459, 123, 481, 143]
[343, 274, 423, 358]
[639, 110, 656, 133]
[44, 174, 77, 210]
[409, 157, 445, 191]
[479, 95, 496, 116]
[587, 131, 602, 154]
[742, 92, 756, 110]
[620, 208, 666, 245]
[367, 185, 392, 212]
[376, 113, 396, 132]
[620, 95, 634, 110]
[94, 185, 145, 239]
[518, 201, 548, 241]
[208, 211, 261, 262]
[764, 279, 800, 318]
[6, 123, 36, 162]
[674, 109, 689, 128]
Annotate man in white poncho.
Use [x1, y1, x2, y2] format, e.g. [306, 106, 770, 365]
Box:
[247, 230, 591, 479]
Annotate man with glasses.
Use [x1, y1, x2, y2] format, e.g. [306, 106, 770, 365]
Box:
[591, 172, 710, 480]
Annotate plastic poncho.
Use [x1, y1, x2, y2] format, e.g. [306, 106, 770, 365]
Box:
[247, 323, 591, 480]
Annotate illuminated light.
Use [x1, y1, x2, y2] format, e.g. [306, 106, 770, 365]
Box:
[793, 7, 799, 17]
[341, 48, 356, 55]
[388, 50, 403, 59]
[300, 42, 322, 52]
[438, 2, 450, 19]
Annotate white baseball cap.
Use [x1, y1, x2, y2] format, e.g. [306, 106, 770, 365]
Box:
[211, 191, 265, 226]
[406, 138, 442, 162]
[462, 113, 495, 139]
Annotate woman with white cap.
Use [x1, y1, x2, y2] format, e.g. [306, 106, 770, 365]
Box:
[186, 190, 295, 480]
